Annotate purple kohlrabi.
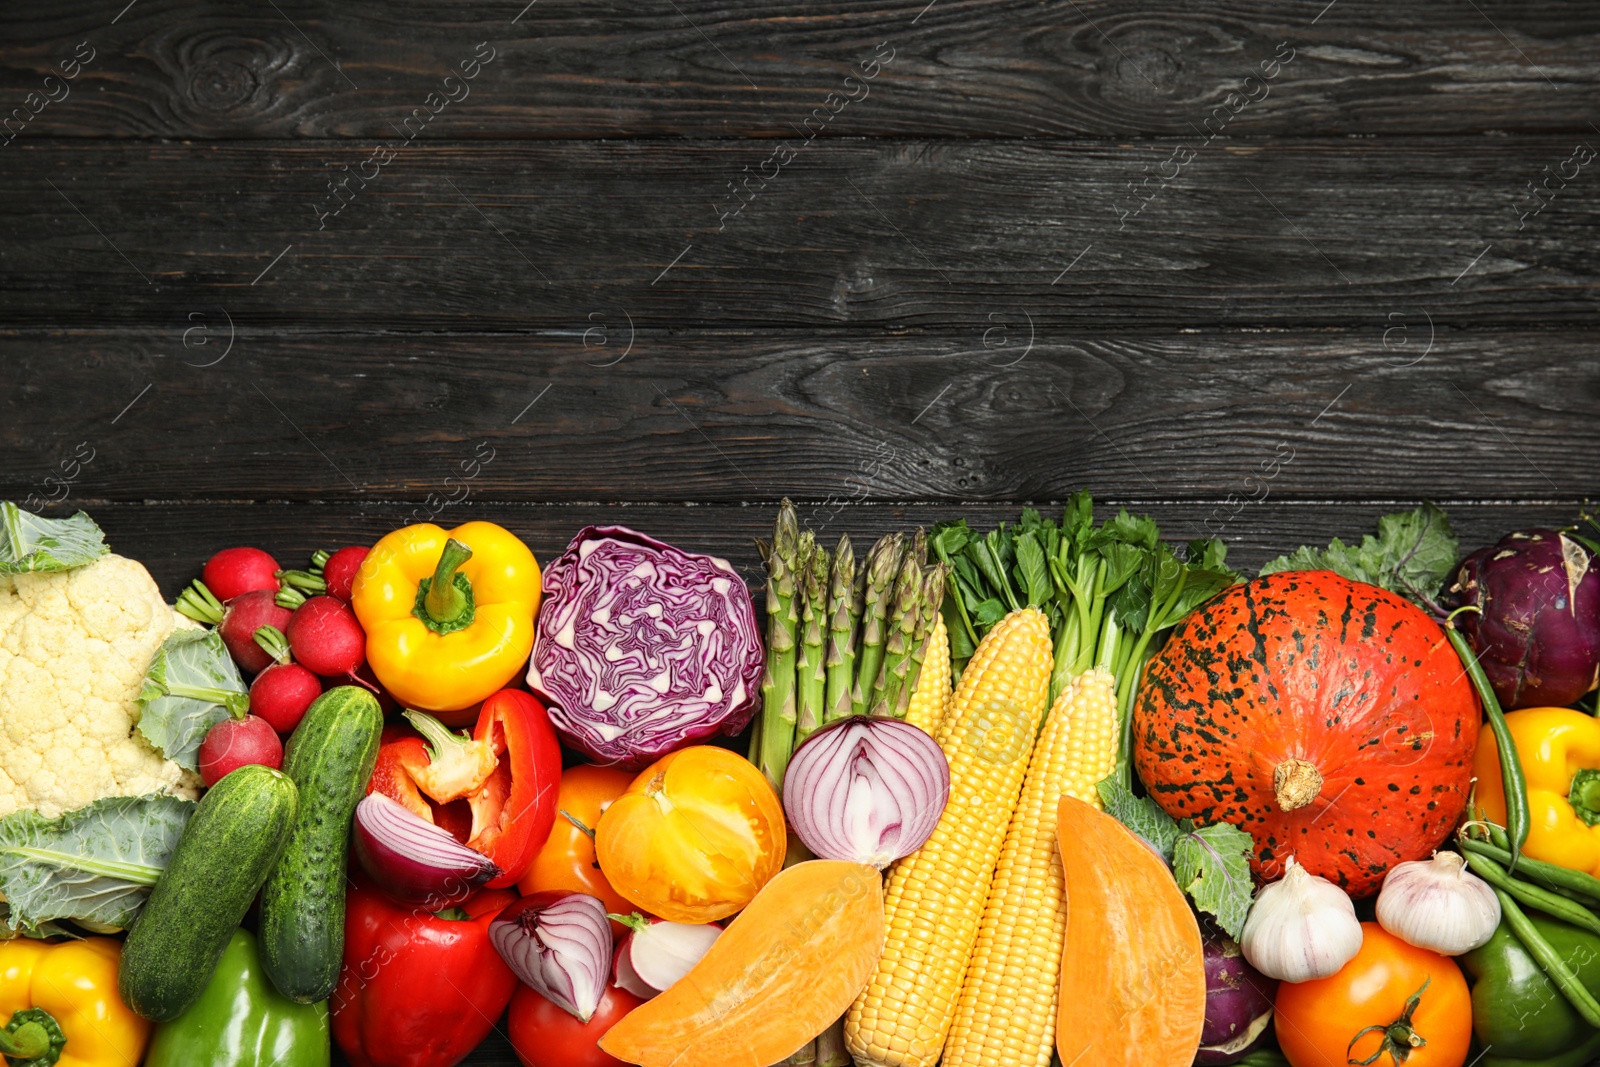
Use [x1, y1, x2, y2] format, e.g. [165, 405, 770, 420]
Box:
[1450, 528, 1600, 710]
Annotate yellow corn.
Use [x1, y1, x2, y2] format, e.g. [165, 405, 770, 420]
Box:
[905, 614, 952, 739]
[846, 608, 1053, 1067]
[942, 667, 1119, 1067]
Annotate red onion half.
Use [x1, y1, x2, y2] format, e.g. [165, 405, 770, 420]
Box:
[353, 792, 500, 907]
[490, 891, 614, 1022]
[782, 716, 950, 869]
[612, 914, 723, 999]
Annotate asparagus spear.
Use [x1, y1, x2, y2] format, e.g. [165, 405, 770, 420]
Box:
[896, 562, 949, 720]
[871, 553, 924, 718]
[757, 503, 803, 791]
[910, 526, 928, 567]
[823, 535, 858, 724]
[795, 538, 829, 744]
[851, 533, 903, 717]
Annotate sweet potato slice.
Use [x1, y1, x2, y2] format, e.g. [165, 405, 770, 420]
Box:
[600, 859, 884, 1067]
[1055, 795, 1206, 1067]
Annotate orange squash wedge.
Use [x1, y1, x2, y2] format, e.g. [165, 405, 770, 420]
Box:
[1055, 795, 1206, 1067]
[599, 859, 884, 1067]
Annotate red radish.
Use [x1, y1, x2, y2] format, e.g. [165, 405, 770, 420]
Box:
[248, 626, 322, 734]
[610, 914, 722, 999]
[198, 715, 283, 786]
[175, 582, 293, 675]
[202, 547, 282, 603]
[287, 595, 367, 679]
[318, 546, 370, 603]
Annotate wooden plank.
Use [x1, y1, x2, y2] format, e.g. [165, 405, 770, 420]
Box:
[78, 499, 1586, 599]
[1, 330, 1594, 504]
[1, 138, 1596, 330]
[2, 1, 1597, 139]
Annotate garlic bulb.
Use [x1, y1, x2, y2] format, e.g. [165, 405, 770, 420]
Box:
[1376, 851, 1500, 956]
[1240, 857, 1363, 983]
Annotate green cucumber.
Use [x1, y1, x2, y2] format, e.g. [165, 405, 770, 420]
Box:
[259, 685, 383, 1003]
[119, 763, 299, 1021]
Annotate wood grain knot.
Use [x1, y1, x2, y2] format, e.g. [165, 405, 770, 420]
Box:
[188, 58, 257, 111]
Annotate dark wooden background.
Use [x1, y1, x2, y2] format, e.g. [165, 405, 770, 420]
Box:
[2, 1, 1597, 1063]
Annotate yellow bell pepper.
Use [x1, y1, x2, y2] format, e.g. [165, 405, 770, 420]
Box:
[0, 937, 149, 1067]
[352, 520, 541, 713]
[1475, 705, 1600, 877]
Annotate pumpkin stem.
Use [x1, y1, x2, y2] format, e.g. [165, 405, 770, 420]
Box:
[1273, 758, 1324, 812]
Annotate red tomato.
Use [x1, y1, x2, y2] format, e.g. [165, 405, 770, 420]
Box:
[1275, 923, 1472, 1067]
[507, 982, 644, 1067]
[519, 765, 636, 921]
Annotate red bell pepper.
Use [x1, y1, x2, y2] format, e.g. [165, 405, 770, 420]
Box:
[366, 690, 561, 887]
[332, 875, 518, 1067]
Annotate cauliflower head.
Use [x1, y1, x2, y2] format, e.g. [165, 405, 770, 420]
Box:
[0, 553, 198, 818]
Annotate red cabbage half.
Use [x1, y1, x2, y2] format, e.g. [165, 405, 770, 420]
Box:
[526, 526, 764, 766]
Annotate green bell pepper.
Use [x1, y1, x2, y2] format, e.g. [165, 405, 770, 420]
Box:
[145, 928, 329, 1067]
[1460, 912, 1600, 1066]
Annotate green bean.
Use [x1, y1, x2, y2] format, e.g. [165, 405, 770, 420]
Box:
[1447, 625, 1529, 869]
[1464, 850, 1600, 937]
[1495, 888, 1600, 1028]
[1460, 833, 1600, 905]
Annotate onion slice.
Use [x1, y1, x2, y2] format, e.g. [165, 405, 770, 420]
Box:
[353, 792, 500, 907]
[612, 914, 723, 999]
[491, 891, 614, 1022]
[782, 715, 950, 868]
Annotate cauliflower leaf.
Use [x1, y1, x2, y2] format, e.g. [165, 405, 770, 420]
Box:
[137, 629, 249, 771]
[0, 503, 108, 574]
[0, 794, 193, 935]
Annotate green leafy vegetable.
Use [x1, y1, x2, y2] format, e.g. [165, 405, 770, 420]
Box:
[1097, 779, 1256, 937]
[1259, 503, 1457, 610]
[0, 795, 194, 935]
[138, 629, 250, 770]
[1173, 822, 1256, 939]
[1097, 778, 1181, 858]
[0, 503, 108, 574]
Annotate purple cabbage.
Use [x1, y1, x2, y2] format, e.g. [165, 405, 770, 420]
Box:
[526, 526, 764, 766]
[1450, 529, 1600, 710]
[1197, 927, 1277, 1065]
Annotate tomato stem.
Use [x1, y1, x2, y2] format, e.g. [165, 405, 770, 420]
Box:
[1345, 977, 1429, 1066]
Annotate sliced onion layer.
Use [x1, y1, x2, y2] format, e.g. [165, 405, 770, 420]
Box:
[612, 915, 723, 999]
[491, 891, 614, 1022]
[782, 715, 950, 869]
[353, 792, 500, 907]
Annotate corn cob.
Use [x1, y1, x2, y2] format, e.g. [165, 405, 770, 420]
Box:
[845, 608, 1053, 1067]
[942, 667, 1119, 1067]
[905, 613, 951, 738]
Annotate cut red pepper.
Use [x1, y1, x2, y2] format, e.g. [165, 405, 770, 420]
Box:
[365, 689, 561, 888]
[467, 689, 562, 887]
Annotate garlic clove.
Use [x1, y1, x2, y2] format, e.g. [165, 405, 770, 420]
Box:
[1376, 850, 1500, 956]
[1240, 857, 1364, 983]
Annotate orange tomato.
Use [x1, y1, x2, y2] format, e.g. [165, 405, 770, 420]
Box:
[518, 764, 636, 920]
[1275, 923, 1472, 1067]
[595, 746, 786, 923]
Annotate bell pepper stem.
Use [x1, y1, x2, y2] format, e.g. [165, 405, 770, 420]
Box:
[425, 539, 473, 623]
[1570, 768, 1600, 826]
[0, 1008, 66, 1062]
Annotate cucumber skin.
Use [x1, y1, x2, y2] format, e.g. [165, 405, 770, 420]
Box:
[259, 685, 383, 1003]
[119, 764, 299, 1022]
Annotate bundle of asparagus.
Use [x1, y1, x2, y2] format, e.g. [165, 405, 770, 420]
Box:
[752, 500, 949, 794]
[749, 502, 949, 1067]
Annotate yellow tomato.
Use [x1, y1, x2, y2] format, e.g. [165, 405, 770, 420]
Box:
[595, 746, 786, 923]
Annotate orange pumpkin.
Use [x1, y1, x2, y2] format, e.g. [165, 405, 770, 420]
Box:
[1133, 570, 1480, 897]
[595, 745, 786, 922]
